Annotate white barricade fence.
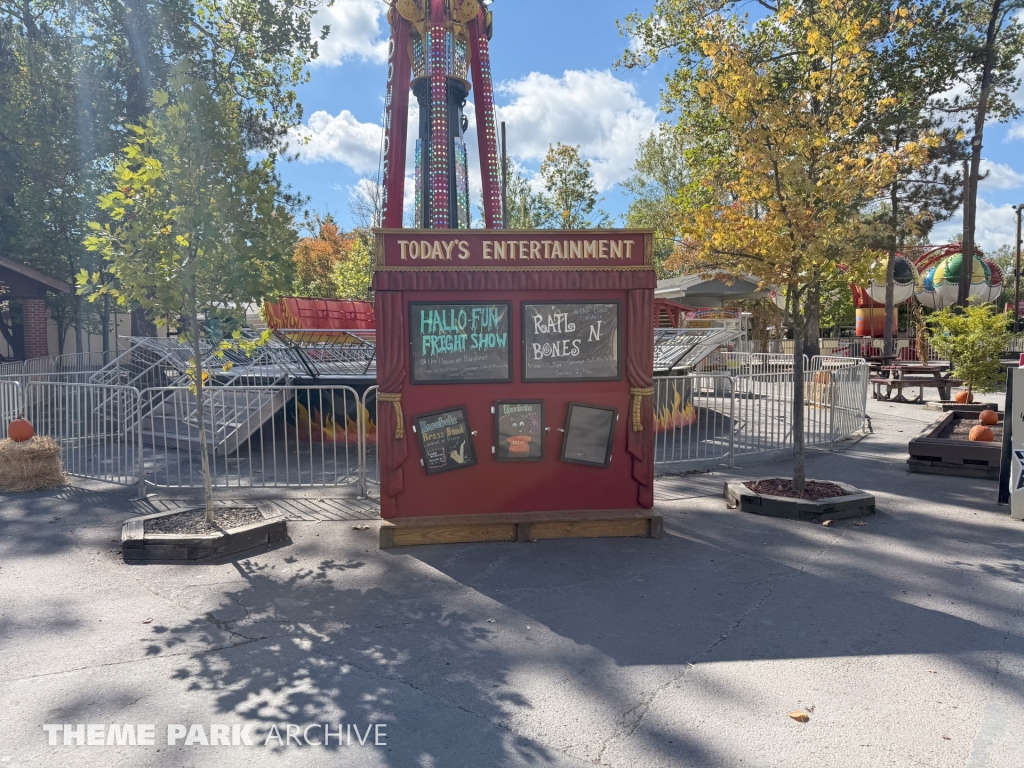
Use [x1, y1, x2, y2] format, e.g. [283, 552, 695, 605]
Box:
[0, 379, 21, 423]
[360, 385, 379, 498]
[821, 362, 871, 442]
[694, 352, 753, 376]
[21, 382, 140, 485]
[3, 365, 868, 484]
[731, 371, 797, 457]
[654, 374, 735, 465]
[138, 384, 366, 492]
[655, 362, 869, 467]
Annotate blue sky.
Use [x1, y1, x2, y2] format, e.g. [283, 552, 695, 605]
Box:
[278, 0, 1024, 252]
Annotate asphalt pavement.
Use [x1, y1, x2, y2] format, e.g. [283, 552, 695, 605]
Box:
[1, 395, 1022, 767]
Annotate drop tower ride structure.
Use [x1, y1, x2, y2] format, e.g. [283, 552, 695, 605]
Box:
[380, 0, 503, 230]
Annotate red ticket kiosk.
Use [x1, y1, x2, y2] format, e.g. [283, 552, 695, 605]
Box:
[373, 229, 661, 547]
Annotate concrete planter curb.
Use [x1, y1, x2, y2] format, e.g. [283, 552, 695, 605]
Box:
[121, 507, 288, 563]
[723, 478, 875, 522]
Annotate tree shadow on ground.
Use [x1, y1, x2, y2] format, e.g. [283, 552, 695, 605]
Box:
[138, 552, 565, 767]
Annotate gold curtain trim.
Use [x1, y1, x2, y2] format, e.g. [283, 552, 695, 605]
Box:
[378, 392, 404, 439]
[629, 387, 654, 432]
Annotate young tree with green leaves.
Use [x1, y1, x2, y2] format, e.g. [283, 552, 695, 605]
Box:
[927, 301, 1011, 395]
[539, 143, 611, 229]
[80, 76, 298, 520]
[1, 0, 328, 350]
[332, 233, 375, 302]
[622, 126, 693, 276]
[503, 165, 555, 229]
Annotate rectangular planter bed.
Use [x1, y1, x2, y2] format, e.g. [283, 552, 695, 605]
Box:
[907, 410, 1002, 480]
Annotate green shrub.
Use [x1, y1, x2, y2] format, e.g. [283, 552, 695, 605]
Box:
[926, 302, 1010, 394]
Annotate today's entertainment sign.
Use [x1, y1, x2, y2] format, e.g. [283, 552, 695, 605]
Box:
[374, 229, 652, 270]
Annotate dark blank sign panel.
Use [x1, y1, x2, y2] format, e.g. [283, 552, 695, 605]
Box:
[522, 302, 620, 382]
[409, 302, 512, 383]
[561, 403, 617, 467]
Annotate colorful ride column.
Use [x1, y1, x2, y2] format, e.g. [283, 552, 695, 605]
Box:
[380, 0, 502, 230]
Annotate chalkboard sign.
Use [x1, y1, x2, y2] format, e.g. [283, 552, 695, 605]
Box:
[410, 302, 512, 383]
[561, 403, 617, 467]
[494, 400, 545, 461]
[413, 407, 477, 475]
[522, 302, 620, 382]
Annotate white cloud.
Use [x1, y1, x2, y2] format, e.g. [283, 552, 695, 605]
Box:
[931, 197, 1019, 253]
[313, 0, 389, 67]
[495, 70, 659, 191]
[979, 159, 1024, 189]
[1009, 123, 1024, 141]
[289, 110, 382, 173]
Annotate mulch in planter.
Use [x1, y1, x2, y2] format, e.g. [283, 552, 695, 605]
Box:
[744, 479, 849, 501]
[936, 417, 1002, 442]
[145, 506, 263, 535]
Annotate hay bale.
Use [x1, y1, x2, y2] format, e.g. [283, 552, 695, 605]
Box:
[0, 436, 67, 492]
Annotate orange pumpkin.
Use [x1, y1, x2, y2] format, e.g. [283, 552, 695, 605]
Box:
[954, 390, 974, 404]
[7, 418, 33, 442]
[969, 425, 994, 442]
[979, 410, 999, 426]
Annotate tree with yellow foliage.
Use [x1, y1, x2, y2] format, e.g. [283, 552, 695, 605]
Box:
[292, 215, 352, 298]
[629, 0, 936, 488]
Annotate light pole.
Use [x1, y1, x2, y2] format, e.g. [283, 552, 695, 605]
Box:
[1015, 204, 1023, 332]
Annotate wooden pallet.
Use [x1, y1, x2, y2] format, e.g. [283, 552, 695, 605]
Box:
[379, 509, 664, 549]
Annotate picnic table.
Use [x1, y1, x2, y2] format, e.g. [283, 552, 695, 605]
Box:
[871, 363, 959, 403]
[865, 354, 898, 376]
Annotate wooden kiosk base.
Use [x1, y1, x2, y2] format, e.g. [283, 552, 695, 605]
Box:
[379, 509, 664, 549]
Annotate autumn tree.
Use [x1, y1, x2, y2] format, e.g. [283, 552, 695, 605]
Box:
[293, 215, 351, 298]
[628, 0, 934, 488]
[81, 76, 297, 520]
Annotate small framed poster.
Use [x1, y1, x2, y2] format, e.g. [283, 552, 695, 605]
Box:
[413, 406, 477, 475]
[560, 402, 617, 468]
[494, 400, 545, 461]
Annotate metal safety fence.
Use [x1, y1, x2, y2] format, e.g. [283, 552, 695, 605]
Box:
[21, 382, 140, 485]
[654, 362, 869, 468]
[136, 384, 368, 493]
[0, 365, 866, 491]
[0, 380, 20, 424]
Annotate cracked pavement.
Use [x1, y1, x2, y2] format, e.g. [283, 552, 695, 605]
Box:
[1, 395, 1023, 767]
